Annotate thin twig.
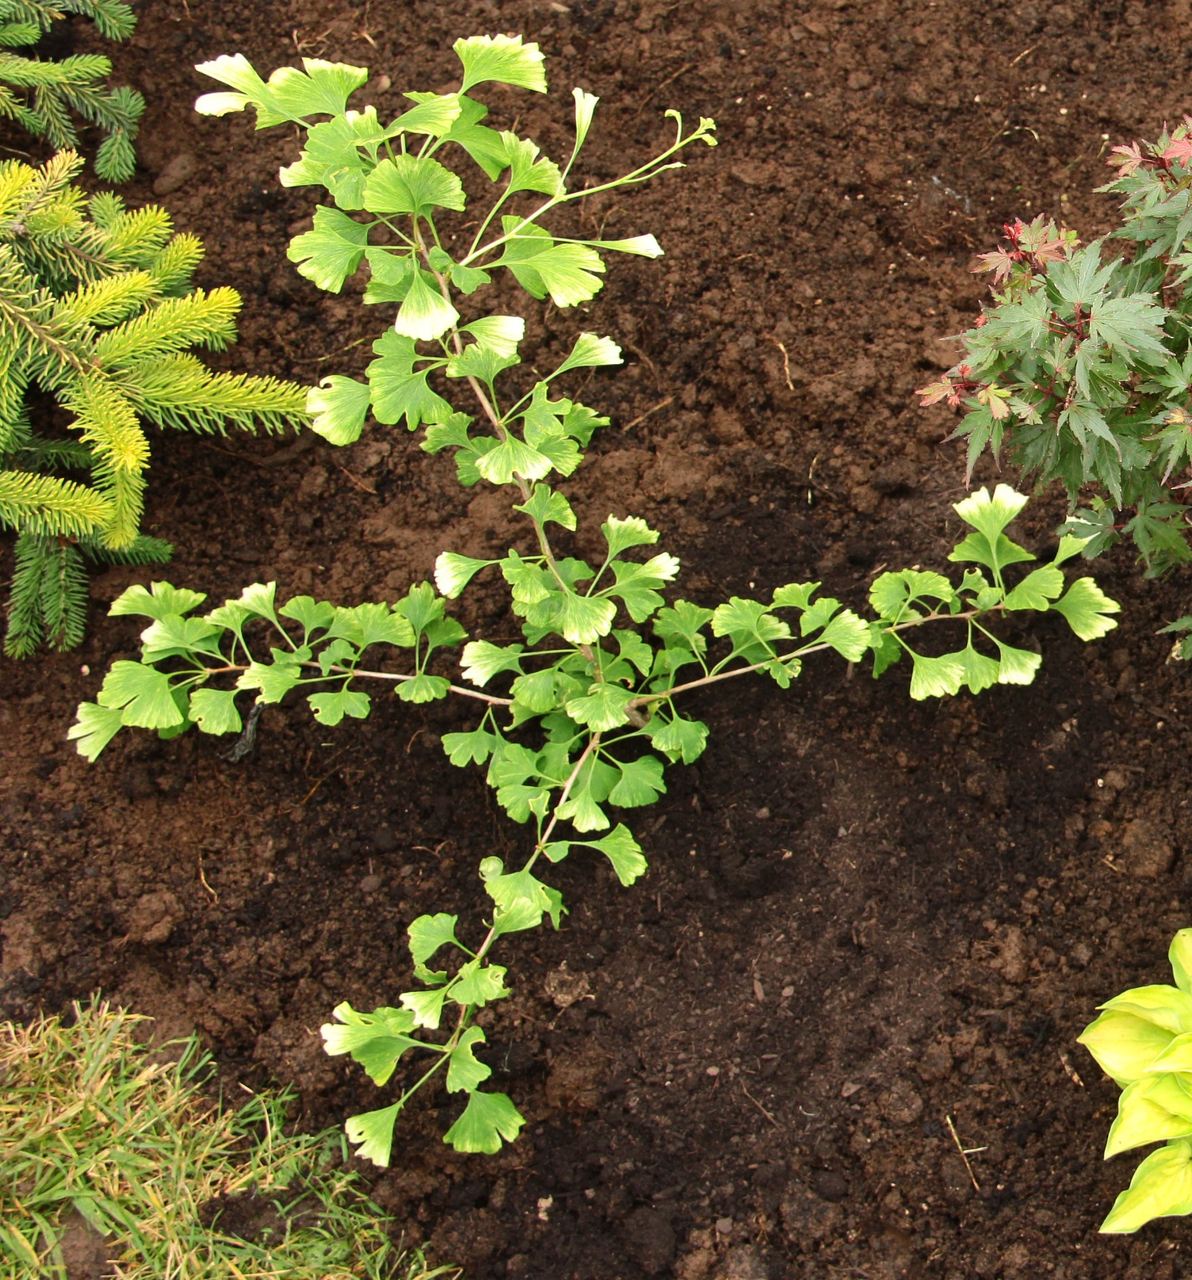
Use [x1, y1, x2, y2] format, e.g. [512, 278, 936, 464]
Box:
[621, 396, 673, 432]
[740, 1080, 779, 1127]
[945, 1114, 986, 1191]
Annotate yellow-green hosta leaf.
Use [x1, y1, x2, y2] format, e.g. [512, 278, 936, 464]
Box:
[1079, 1008, 1179, 1087]
[1107, 1076, 1192, 1158]
[1101, 985, 1192, 1035]
[1145, 1031, 1192, 1075]
[1171, 930, 1192, 995]
[1101, 1139, 1192, 1234]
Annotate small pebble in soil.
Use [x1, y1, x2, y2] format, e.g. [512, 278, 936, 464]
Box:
[1117, 816, 1176, 878]
[622, 1205, 677, 1276]
[152, 152, 199, 196]
[809, 1168, 849, 1203]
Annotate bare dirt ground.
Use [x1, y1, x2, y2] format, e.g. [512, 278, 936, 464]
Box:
[3, 2, 1191, 1276]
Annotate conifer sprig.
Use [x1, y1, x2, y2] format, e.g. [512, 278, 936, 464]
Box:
[0, 151, 310, 657]
[0, 0, 142, 181]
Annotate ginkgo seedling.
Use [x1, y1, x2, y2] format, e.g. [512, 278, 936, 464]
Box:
[76, 35, 1119, 1165]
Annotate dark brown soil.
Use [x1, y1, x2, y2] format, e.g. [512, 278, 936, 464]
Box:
[3, 2, 1192, 1277]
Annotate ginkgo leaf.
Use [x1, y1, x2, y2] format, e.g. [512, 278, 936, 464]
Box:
[363, 154, 466, 217]
[587, 825, 648, 885]
[288, 206, 368, 292]
[68, 702, 127, 761]
[96, 661, 185, 729]
[443, 1090, 526, 1154]
[394, 270, 460, 341]
[188, 688, 243, 735]
[109, 582, 206, 620]
[307, 375, 371, 445]
[1052, 577, 1121, 640]
[446, 1027, 493, 1093]
[454, 35, 547, 94]
[344, 1102, 403, 1167]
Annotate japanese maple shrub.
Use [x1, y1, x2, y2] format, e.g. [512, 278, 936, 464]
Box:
[0, 150, 309, 656]
[918, 116, 1192, 647]
[75, 37, 1120, 1163]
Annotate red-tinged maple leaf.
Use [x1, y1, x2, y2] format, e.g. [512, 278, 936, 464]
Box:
[974, 248, 1015, 282]
[1109, 142, 1144, 174]
[917, 379, 952, 407]
[1162, 136, 1192, 166]
[977, 384, 1011, 420]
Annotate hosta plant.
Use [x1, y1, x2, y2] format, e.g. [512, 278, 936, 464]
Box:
[75, 36, 1120, 1163]
[1079, 928, 1192, 1233]
[918, 116, 1192, 649]
[0, 0, 143, 180]
[0, 150, 309, 656]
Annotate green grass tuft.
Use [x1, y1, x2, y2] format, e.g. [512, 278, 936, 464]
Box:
[0, 998, 460, 1280]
